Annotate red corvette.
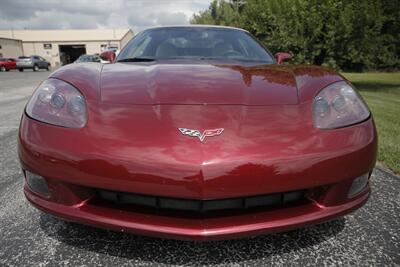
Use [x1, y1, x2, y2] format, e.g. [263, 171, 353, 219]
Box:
[19, 26, 377, 240]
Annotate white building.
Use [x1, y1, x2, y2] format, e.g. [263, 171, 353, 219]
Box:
[0, 37, 24, 58]
[0, 28, 134, 66]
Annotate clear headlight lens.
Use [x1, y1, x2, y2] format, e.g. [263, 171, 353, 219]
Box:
[26, 78, 87, 128]
[313, 81, 370, 129]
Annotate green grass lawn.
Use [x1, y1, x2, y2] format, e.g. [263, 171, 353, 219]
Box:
[342, 72, 400, 174]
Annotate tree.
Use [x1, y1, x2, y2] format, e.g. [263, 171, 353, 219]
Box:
[191, 0, 399, 71]
[191, 0, 242, 27]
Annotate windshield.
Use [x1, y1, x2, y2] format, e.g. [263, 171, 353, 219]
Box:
[117, 27, 274, 63]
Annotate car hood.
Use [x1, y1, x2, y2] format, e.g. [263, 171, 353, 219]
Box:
[100, 62, 299, 105]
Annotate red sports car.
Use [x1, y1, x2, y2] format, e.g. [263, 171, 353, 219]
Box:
[0, 57, 16, 71]
[19, 26, 377, 241]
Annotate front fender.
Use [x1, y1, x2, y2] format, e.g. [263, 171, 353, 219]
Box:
[290, 65, 344, 102]
[50, 63, 103, 101]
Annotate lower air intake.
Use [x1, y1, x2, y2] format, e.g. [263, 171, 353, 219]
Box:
[96, 189, 306, 213]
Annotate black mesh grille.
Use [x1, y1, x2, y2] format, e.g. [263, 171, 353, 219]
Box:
[96, 189, 306, 213]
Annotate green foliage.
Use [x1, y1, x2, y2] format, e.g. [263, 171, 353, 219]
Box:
[191, 0, 243, 27]
[191, 0, 399, 71]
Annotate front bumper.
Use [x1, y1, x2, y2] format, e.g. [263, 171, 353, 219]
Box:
[18, 108, 377, 240]
[24, 183, 369, 241]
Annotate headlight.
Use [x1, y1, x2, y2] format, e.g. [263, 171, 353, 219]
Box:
[312, 81, 370, 129]
[26, 78, 87, 128]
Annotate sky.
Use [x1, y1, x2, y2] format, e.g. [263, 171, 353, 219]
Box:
[0, 0, 212, 31]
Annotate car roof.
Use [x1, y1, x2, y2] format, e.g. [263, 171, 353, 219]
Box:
[143, 25, 248, 33]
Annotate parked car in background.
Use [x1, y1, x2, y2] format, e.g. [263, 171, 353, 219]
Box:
[0, 58, 17, 71]
[74, 54, 108, 64]
[17, 56, 50, 72]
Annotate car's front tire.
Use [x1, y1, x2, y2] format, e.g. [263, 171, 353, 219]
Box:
[33, 65, 39, 72]
[46, 64, 50, 71]
[0, 66, 5, 72]
[18, 68, 24, 72]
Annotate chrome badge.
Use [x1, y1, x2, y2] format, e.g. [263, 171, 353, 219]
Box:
[178, 128, 224, 142]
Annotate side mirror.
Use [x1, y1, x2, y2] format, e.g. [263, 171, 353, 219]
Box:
[100, 51, 116, 63]
[275, 52, 292, 64]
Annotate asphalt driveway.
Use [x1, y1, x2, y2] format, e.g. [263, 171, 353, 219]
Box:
[0, 70, 399, 266]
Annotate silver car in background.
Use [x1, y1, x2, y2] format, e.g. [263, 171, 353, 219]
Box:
[17, 56, 50, 72]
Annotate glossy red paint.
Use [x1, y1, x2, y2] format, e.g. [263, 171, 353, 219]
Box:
[19, 60, 377, 240]
[0, 58, 16, 71]
[275, 52, 292, 64]
[24, 186, 370, 241]
[100, 50, 116, 63]
[100, 62, 298, 105]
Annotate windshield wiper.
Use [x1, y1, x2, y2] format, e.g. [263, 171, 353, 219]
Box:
[117, 57, 155, 62]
